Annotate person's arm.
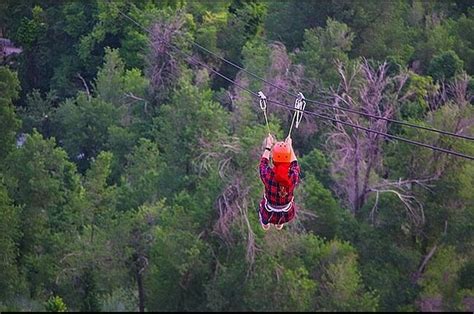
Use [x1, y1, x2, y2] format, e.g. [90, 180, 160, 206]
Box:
[262, 147, 271, 159]
[286, 136, 300, 185]
[260, 134, 274, 182]
[262, 133, 274, 159]
[286, 137, 297, 162]
[289, 161, 300, 186]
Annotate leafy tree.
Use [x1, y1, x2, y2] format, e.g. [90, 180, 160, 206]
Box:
[0, 177, 22, 300]
[212, 0, 267, 89]
[0, 66, 21, 162]
[99, 288, 138, 312]
[458, 261, 474, 291]
[264, 0, 329, 51]
[94, 46, 149, 117]
[76, 1, 125, 81]
[240, 37, 271, 93]
[353, 1, 415, 64]
[299, 149, 343, 240]
[427, 50, 464, 81]
[18, 89, 56, 137]
[397, 72, 435, 121]
[418, 246, 467, 311]
[318, 249, 379, 311]
[348, 217, 421, 311]
[10, 3, 96, 99]
[14, 5, 49, 93]
[299, 148, 333, 188]
[296, 17, 354, 88]
[93, 47, 151, 180]
[300, 173, 344, 239]
[83, 151, 117, 229]
[53, 93, 120, 172]
[451, 9, 474, 74]
[52, 152, 120, 311]
[49, 1, 99, 98]
[110, 203, 164, 312]
[152, 75, 230, 197]
[413, 19, 455, 73]
[145, 203, 212, 311]
[3, 130, 82, 298]
[118, 138, 163, 211]
[94, 47, 127, 105]
[238, 234, 378, 312]
[45, 295, 67, 312]
[79, 266, 101, 312]
[193, 10, 227, 67]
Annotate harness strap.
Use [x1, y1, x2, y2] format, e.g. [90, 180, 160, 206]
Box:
[263, 194, 293, 212]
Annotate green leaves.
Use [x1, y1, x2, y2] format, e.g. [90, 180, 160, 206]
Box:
[45, 296, 68, 312]
[118, 138, 162, 211]
[301, 173, 342, 239]
[0, 67, 21, 162]
[146, 204, 212, 311]
[95, 47, 126, 105]
[15, 5, 45, 47]
[1, 1, 473, 312]
[2, 131, 83, 300]
[296, 18, 354, 88]
[417, 245, 473, 311]
[53, 93, 120, 172]
[428, 50, 464, 81]
[153, 77, 230, 194]
[319, 252, 379, 312]
[0, 178, 22, 299]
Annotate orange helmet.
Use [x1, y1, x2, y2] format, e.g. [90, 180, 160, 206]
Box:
[272, 141, 291, 162]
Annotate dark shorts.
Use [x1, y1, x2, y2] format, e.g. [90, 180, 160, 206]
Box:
[258, 198, 296, 225]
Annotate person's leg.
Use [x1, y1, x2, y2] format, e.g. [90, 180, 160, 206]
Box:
[258, 212, 270, 230]
[274, 214, 284, 230]
[258, 199, 270, 230]
[275, 205, 295, 230]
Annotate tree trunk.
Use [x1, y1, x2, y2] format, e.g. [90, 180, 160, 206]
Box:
[353, 139, 360, 215]
[136, 266, 145, 312]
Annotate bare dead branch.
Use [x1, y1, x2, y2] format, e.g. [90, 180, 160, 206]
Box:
[371, 177, 437, 191]
[369, 188, 425, 226]
[77, 73, 91, 101]
[369, 190, 380, 224]
[412, 245, 438, 283]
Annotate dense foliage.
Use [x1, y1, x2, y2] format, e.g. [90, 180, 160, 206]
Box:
[1, 0, 473, 312]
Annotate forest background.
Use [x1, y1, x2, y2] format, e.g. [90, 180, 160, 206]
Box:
[0, 0, 473, 312]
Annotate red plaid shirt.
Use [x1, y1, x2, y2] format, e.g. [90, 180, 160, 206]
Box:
[258, 157, 300, 225]
[259, 157, 300, 204]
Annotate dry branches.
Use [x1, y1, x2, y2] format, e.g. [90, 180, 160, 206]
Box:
[146, 12, 187, 101]
[328, 59, 407, 214]
[213, 175, 256, 265]
[195, 135, 257, 265]
[369, 188, 425, 227]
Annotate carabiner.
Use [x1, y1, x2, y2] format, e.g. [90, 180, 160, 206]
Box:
[294, 92, 306, 128]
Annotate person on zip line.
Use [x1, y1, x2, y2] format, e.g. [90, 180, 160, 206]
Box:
[258, 133, 301, 230]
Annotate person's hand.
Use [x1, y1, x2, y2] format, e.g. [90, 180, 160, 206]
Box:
[285, 136, 292, 146]
[265, 133, 275, 148]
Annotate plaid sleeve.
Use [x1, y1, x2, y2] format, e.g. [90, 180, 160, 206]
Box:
[259, 157, 271, 183]
[289, 160, 300, 186]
